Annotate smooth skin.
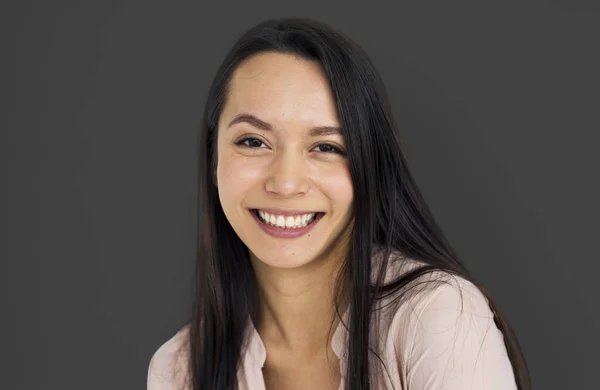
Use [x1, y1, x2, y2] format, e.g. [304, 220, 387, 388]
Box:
[216, 52, 355, 389]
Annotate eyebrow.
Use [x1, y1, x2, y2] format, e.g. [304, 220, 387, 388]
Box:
[227, 113, 343, 137]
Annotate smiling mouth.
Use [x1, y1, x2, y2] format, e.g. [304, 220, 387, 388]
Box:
[251, 209, 324, 229]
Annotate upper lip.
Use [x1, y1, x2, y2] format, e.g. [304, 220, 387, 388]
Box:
[252, 207, 322, 216]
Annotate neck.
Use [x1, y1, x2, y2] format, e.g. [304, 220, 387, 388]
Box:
[250, 249, 350, 357]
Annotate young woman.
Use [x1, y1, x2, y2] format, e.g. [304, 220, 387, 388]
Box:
[147, 17, 531, 390]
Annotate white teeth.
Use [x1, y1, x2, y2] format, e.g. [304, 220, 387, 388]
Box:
[256, 210, 317, 228]
[285, 216, 294, 228]
[277, 215, 285, 227]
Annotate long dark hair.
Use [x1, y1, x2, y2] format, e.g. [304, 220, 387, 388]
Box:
[189, 16, 531, 390]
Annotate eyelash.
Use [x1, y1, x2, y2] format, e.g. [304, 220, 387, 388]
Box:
[235, 137, 346, 156]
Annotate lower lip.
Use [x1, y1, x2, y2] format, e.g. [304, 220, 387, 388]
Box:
[250, 210, 324, 239]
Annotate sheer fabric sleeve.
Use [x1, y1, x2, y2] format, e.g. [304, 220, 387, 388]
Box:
[402, 277, 518, 390]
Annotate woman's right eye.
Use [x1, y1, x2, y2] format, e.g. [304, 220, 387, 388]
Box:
[235, 137, 267, 148]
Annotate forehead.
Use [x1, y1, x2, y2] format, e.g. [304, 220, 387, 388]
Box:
[221, 52, 340, 127]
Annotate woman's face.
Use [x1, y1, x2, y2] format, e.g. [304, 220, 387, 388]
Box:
[216, 52, 354, 270]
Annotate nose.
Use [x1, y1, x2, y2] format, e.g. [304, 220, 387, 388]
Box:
[264, 149, 311, 198]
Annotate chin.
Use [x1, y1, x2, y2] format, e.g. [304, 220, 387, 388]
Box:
[249, 245, 324, 270]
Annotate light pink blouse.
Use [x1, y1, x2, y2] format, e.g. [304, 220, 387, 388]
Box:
[147, 255, 518, 389]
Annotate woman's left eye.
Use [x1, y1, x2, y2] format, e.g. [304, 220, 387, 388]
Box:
[313, 143, 345, 155]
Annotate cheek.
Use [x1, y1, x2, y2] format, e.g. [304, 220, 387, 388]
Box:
[216, 151, 264, 200]
[319, 166, 354, 212]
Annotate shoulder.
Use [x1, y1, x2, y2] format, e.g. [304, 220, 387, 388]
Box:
[147, 324, 191, 390]
[371, 248, 494, 322]
[383, 268, 517, 389]
[380, 260, 496, 350]
[399, 272, 496, 341]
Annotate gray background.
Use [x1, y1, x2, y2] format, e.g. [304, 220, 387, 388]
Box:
[3, 0, 599, 389]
